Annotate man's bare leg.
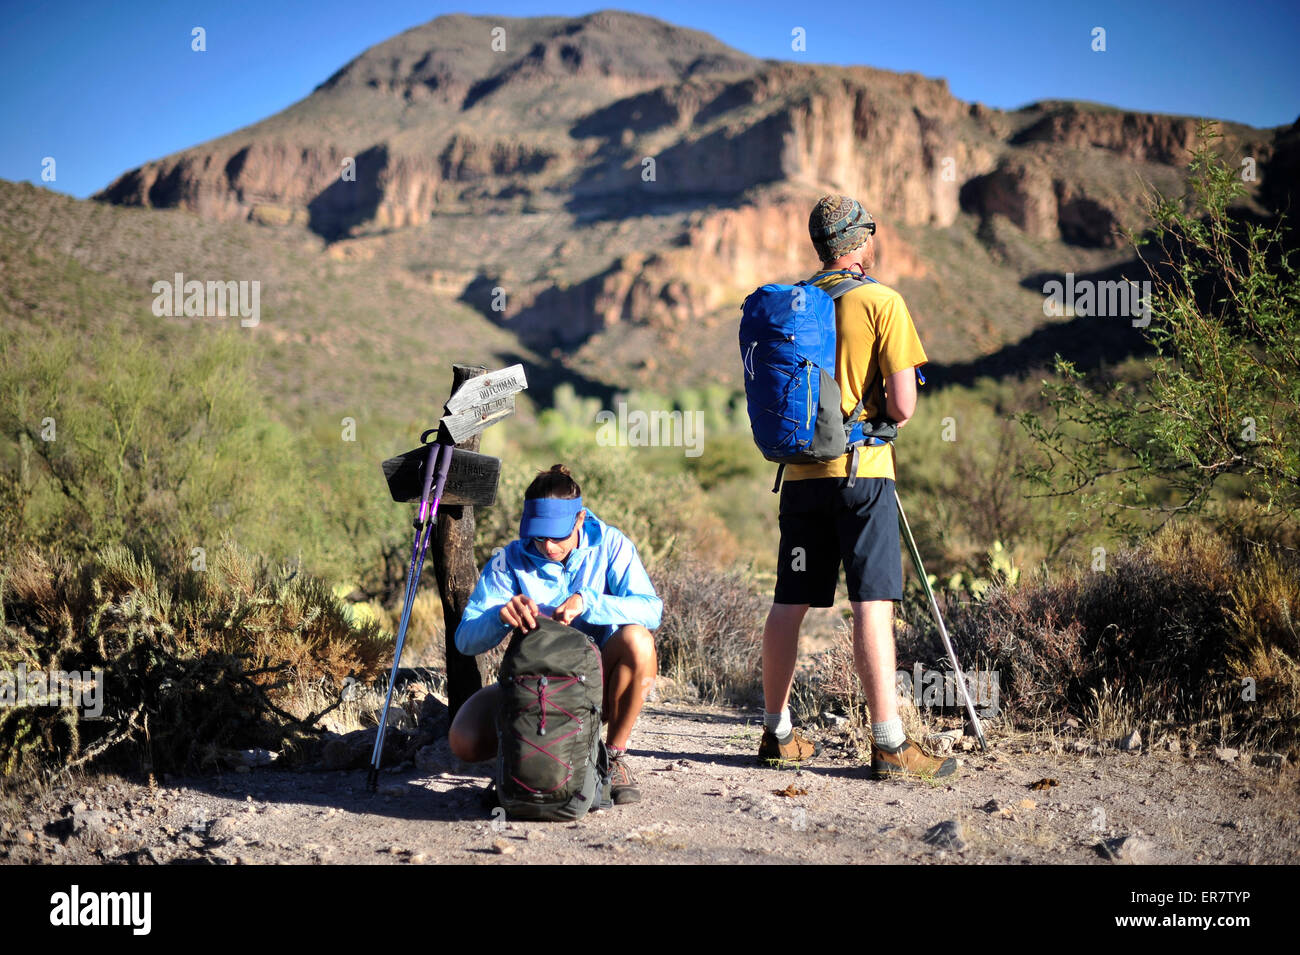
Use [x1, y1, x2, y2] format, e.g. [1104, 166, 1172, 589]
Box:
[762, 602, 808, 714]
[757, 602, 819, 761]
[851, 598, 955, 776]
[850, 599, 898, 726]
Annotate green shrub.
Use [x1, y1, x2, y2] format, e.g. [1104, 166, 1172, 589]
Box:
[0, 318, 410, 590]
[1, 322, 293, 565]
[901, 375, 1089, 577]
[0, 542, 390, 785]
[1020, 124, 1300, 534]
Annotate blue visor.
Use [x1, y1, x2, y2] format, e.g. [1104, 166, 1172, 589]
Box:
[519, 496, 584, 540]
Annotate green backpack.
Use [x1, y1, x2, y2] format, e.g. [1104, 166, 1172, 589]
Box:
[495, 618, 610, 821]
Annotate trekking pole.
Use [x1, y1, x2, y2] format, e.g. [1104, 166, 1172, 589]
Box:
[368, 429, 455, 790]
[893, 485, 989, 752]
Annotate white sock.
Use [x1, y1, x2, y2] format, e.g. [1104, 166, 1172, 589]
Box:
[764, 708, 792, 739]
[873, 718, 905, 751]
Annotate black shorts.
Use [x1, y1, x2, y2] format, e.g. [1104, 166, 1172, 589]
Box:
[773, 477, 902, 606]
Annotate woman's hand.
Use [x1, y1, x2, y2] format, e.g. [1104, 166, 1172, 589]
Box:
[552, 593, 584, 626]
[499, 595, 542, 631]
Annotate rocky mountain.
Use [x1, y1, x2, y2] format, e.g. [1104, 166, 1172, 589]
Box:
[94, 9, 1288, 388]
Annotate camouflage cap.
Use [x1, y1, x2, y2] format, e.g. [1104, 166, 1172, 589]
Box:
[808, 195, 874, 262]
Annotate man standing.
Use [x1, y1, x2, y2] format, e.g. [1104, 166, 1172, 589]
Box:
[758, 195, 956, 780]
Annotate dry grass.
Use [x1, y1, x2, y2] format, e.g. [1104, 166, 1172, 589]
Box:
[0, 541, 392, 786]
[1085, 679, 1143, 745]
[930, 521, 1300, 755]
[650, 555, 765, 704]
[794, 625, 939, 746]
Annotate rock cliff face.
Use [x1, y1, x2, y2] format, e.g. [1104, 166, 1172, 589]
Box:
[1011, 103, 1201, 164]
[629, 67, 979, 228]
[98, 11, 761, 232]
[95, 12, 1281, 356]
[962, 156, 1062, 241]
[460, 197, 929, 349]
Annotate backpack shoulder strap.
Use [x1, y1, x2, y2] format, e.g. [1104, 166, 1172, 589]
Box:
[808, 269, 869, 301]
[828, 277, 865, 300]
[812, 270, 883, 426]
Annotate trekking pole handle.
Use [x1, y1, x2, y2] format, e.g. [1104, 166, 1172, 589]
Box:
[416, 435, 447, 524]
[431, 437, 454, 503]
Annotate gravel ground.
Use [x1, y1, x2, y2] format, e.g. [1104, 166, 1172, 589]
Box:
[3, 702, 1297, 865]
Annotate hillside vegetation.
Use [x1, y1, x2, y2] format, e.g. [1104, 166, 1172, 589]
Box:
[2, 11, 1297, 786]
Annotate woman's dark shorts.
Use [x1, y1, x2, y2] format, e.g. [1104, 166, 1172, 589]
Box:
[773, 477, 902, 606]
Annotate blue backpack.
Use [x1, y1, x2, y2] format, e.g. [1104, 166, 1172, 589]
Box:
[739, 270, 898, 491]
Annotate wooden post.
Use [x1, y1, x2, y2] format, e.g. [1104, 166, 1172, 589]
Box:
[434, 364, 489, 720]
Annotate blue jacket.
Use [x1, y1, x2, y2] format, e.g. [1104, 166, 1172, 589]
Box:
[454, 510, 662, 656]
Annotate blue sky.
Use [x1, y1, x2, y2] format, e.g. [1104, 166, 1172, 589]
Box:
[4, 0, 1298, 199]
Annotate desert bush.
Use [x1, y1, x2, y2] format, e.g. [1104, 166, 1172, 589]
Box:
[1, 324, 290, 564]
[1224, 546, 1300, 752]
[649, 555, 766, 704]
[0, 542, 391, 785]
[896, 374, 1094, 580]
[1021, 124, 1300, 534]
[742, 521, 1298, 755]
[929, 521, 1300, 751]
[0, 319, 412, 592]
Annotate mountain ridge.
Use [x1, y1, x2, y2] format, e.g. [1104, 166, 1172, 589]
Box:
[83, 11, 1290, 392]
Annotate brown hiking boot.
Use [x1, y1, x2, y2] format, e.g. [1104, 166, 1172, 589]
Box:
[757, 727, 821, 766]
[871, 739, 958, 780]
[608, 751, 641, 805]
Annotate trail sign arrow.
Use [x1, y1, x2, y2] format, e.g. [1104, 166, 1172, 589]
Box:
[439, 394, 516, 444]
[443, 364, 528, 416]
[379, 364, 526, 508]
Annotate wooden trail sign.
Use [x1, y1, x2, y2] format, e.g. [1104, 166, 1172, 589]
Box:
[436, 363, 510, 721]
[439, 394, 515, 444]
[381, 445, 501, 506]
[443, 363, 528, 416]
[375, 363, 530, 725]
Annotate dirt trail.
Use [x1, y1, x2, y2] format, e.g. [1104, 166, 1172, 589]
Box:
[3, 702, 1297, 865]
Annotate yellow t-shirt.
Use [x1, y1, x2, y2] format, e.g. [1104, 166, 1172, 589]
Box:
[782, 271, 928, 482]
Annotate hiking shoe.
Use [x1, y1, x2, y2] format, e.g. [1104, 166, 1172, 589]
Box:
[871, 739, 958, 780]
[757, 727, 821, 766]
[608, 752, 641, 805]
